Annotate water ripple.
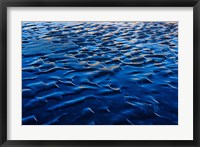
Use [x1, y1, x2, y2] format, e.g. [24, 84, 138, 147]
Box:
[22, 22, 178, 125]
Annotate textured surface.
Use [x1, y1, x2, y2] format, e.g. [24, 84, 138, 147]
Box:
[22, 22, 178, 125]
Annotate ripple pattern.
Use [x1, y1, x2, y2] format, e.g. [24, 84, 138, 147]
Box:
[22, 22, 178, 125]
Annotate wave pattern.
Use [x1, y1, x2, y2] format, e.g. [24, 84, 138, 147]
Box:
[22, 22, 178, 125]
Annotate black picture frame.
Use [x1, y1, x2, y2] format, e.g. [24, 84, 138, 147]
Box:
[0, 0, 199, 146]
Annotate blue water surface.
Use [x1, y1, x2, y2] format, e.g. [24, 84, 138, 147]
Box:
[22, 22, 178, 125]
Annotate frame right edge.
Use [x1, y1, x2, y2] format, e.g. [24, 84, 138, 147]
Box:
[193, 1, 199, 146]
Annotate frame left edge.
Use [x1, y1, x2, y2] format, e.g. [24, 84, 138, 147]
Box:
[0, 1, 7, 146]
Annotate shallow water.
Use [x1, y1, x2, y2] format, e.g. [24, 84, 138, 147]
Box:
[22, 22, 178, 125]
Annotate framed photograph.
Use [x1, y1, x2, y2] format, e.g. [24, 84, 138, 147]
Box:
[0, 0, 199, 146]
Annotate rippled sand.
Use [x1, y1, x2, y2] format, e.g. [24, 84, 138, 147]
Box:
[22, 22, 178, 125]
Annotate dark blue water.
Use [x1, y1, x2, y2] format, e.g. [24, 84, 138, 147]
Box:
[22, 22, 178, 125]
